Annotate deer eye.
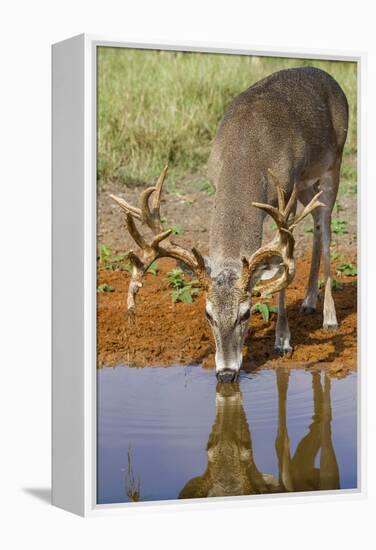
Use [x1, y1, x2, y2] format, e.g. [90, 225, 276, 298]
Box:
[240, 309, 251, 323]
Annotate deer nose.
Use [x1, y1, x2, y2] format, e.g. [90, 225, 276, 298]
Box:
[216, 369, 238, 383]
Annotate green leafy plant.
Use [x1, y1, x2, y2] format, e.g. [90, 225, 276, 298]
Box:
[169, 223, 185, 235]
[331, 219, 348, 235]
[98, 244, 158, 275]
[99, 244, 128, 270]
[337, 263, 357, 276]
[199, 179, 216, 196]
[97, 283, 115, 293]
[318, 278, 343, 290]
[146, 261, 159, 276]
[117, 260, 159, 275]
[335, 201, 344, 213]
[98, 244, 113, 269]
[118, 263, 132, 272]
[251, 302, 278, 322]
[166, 268, 200, 304]
[330, 247, 340, 262]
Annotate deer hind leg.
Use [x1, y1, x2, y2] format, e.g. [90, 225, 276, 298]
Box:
[299, 168, 340, 329]
[275, 288, 292, 355]
[320, 167, 340, 330]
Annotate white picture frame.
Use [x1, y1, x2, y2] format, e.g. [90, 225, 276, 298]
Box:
[52, 33, 365, 517]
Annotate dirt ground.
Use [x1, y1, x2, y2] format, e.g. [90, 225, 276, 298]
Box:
[97, 258, 357, 379]
[97, 179, 357, 379]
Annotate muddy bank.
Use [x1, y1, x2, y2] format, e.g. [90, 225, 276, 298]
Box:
[97, 254, 357, 378]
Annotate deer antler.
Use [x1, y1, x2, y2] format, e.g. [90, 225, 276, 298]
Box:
[110, 165, 208, 317]
[241, 169, 325, 296]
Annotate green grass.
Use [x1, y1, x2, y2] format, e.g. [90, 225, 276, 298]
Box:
[97, 48, 357, 195]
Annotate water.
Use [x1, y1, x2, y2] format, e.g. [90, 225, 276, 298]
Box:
[97, 366, 357, 504]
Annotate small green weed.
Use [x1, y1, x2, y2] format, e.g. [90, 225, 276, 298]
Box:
[331, 219, 348, 235]
[97, 283, 115, 293]
[330, 246, 340, 262]
[318, 278, 343, 290]
[251, 302, 278, 322]
[337, 263, 357, 276]
[99, 244, 128, 270]
[166, 268, 200, 304]
[335, 201, 344, 213]
[169, 223, 185, 235]
[98, 244, 158, 275]
[199, 179, 216, 196]
[98, 244, 113, 268]
[146, 261, 159, 276]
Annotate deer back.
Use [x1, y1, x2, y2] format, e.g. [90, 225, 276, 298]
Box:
[208, 66, 348, 268]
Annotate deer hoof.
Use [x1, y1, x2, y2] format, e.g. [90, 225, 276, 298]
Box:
[323, 321, 339, 331]
[274, 344, 293, 356]
[301, 305, 316, 315]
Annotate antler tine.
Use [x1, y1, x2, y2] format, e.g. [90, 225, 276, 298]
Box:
[125, 213, 147, 249]
[290, 190, 325, 230]
[109, 194, 142, 220]
[151, 228, 173, 248]
[268, 169, 285, 211]
[138, 166, 169, 231]
[139, 186, 159, 229]
[284, 185, 298, 218]
[152, 164, 168, 212]
[252, 201, 285, 228]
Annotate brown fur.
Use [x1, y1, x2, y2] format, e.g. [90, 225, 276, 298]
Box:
[179, 371, 339, 498]
[208, 66, 348, 266]
[204, 67, 348, 369]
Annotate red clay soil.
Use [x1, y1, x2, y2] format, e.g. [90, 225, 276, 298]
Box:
[97, 255, 357, 378]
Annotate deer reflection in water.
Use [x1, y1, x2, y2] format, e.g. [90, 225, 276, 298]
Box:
[179, 370, 339, 499]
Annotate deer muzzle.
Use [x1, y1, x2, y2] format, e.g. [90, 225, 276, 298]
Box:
[215, 346, 242, 383]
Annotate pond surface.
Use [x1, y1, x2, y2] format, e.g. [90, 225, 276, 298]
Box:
[97, 366, 357, 504]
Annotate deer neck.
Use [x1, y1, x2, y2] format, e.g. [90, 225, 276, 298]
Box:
[208, 170, 266, 274]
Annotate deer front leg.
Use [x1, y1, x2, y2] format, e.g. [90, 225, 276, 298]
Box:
[275, 288, 292, 355]
[301, 206, 322, 314]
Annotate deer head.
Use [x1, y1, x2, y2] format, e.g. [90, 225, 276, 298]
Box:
[110, 166, 324, 382]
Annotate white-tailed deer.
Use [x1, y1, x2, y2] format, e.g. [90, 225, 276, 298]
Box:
[178, 370, 339, 498]
[111, 67, 348, 382]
